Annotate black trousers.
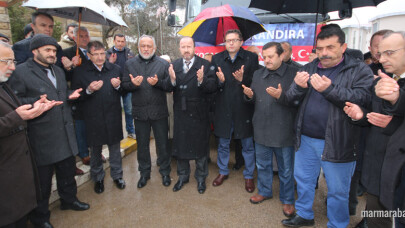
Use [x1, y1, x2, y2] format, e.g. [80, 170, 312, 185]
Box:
[29, 156, 77, 225]
[349, 170, 361, 215]
[134, 118, 171, 177]
[1, 215, 27, 228]
[177, 156, 208, 183]
[366, 193, 392, 228]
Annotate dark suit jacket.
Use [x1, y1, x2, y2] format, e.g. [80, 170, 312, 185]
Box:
[169, 55, 216, 159]
[0, 83, 39, 226]
[7, 58, 78, 166]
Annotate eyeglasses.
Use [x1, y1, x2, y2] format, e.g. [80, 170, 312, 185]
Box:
[88, 52, 106, 57]
[0, 59, 17, 66]
[225, 39, 241, 44]
[376, 47, 405, 59]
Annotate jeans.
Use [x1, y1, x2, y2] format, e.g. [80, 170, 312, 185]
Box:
[122, 93, 135, 135]
[217, 128, 255, 179]
[74, 119, 89, 158]
[295, 135, 355, 228]
[255, 143, 295, 204]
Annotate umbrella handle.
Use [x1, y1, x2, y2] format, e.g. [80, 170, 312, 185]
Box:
[75, 8, 83, 66]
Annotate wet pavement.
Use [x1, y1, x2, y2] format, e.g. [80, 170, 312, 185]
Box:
[47, 140, 365, 228]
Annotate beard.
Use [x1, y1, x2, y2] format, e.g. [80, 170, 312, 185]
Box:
[36, 51, 56, 65]
[0, 73, 8, 82]
[139, 49, 155, 60]
[0, 70, 12, 82]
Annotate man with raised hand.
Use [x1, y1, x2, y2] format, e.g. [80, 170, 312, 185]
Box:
[168, 37, 216, 194]
[242, 41, 298, 217]
[211, 29, 259, 193]
[281, 24, 373, 227]
[8, 34, 89, 228]
[122, 35, 172, 189]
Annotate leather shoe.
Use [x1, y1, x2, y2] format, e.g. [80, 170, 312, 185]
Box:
[250, 194, 271, 204]
[137, 176, 150, 188]
[212, 174, 228, 186]
[35, 221, 54, 228]
[60, 200, 90, 211]
[245, 178, 255, 193]
[114, 178, 126, 189]
[197, 181, 206, 194]
[173, 179, 189, 192]
[162, 175, 171, 186]
[81, 156, 90, 165]
[283, 204, 296, 218]
[355, 218, 368, 228]
[94, 180, 104, 194]
[75, 167, 84, 176]
[282, 214, 314, 227]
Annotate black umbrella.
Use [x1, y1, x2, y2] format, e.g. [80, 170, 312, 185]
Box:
[249, 0, 386, 15]
[249, 0, 386, 48]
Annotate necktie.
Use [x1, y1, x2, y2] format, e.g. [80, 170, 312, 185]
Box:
[185, 61, 191, 72]
[45, 68, 57, 88]
[82, 49, 89, 60]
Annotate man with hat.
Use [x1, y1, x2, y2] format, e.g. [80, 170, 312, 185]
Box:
[8, 34, 89, 228]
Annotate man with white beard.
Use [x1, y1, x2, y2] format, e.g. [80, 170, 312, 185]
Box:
[122, 35, 172, 188]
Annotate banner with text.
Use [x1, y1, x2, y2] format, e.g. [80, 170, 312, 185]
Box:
[195, 23, 321, 63]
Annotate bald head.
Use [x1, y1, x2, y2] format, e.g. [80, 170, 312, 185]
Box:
[379, 32, 405, 76]
[179, 37, 195, 61]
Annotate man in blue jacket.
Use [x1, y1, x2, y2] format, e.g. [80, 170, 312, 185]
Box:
[281, 24, 373, 227]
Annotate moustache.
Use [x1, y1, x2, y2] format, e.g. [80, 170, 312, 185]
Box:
[319, 56, 332, 60]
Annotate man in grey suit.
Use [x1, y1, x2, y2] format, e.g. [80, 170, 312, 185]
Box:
[8, 34, 89, 228]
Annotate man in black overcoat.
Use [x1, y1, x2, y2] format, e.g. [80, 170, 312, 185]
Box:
[7, 34, 89, 228]
[71, 41, 126, 193]
[168, 37, 216, 194]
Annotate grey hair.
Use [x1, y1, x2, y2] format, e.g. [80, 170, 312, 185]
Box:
[73, 26, 89, 37]
[0, 41, 12, 49]
[138, 34, 156, 48]
[383, 31, 405, 41]
[280, 41, 292, 52]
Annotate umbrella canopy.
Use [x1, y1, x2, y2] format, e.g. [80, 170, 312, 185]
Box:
[22, 0, 127, 27]
[178, 4, 266, 46]
[249, 0, 386, 15]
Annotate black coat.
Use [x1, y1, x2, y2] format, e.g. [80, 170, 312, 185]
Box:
[211, 48, 259, 139]
[63, 46, 90, 119]
[0, 83, 40, 226]
[7, 58, 78, 166]
[379, 86, 405, 217]
[170, 56, 217, 159]
[285, 53, 373, 162]
[355, 78, 403, 197]
[122, 55, 172, 121]
[71, 61, 123, 146]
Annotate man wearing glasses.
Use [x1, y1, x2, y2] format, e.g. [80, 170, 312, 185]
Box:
[71, 41, 126, 194]
[8, 34, 89, 228]
[211, 29, 259, 193]
[0, 41, 53, 228]
[374, 31, 405, 228]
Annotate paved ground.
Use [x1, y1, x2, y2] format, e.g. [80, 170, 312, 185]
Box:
[46, 140, 366, 228]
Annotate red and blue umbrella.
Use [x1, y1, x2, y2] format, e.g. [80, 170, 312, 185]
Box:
[178, 4, 266, 46]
